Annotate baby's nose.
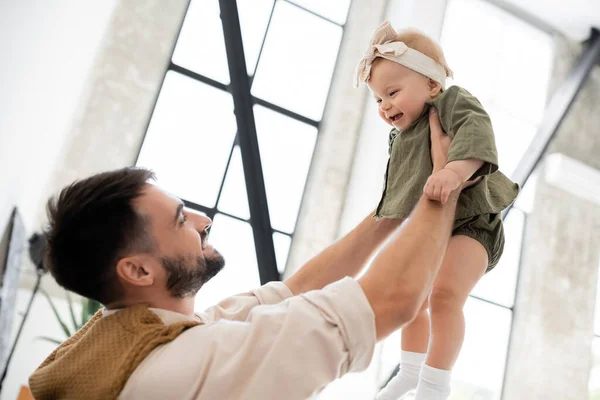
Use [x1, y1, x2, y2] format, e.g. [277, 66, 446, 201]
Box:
[380, 101, 391, 111]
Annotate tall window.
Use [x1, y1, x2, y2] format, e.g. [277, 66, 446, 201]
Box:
[135, 0, 351, 310]
[320, 0, 554, 397]
[328, 1, 554, 399]
[437, 0, 553, 397]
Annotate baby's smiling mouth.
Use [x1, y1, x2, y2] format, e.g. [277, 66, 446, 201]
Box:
[389, 112, 404, 122]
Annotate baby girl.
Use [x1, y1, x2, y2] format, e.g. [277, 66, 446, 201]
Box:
[354, 21, 519, 400]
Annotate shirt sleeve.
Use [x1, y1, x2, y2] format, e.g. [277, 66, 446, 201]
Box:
[199, 281, 294, 322]
[439, 86, 499, 179]
[121, 278, 376, 400]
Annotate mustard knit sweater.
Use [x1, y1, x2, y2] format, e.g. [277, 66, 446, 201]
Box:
[29, 304, 200, 399]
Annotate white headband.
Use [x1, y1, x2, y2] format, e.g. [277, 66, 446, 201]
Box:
[354, 21, 447, 89]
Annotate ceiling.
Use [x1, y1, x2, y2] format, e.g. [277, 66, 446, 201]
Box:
[503, 0, 600, 41]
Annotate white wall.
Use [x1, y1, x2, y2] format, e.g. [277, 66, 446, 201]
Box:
[0, 0, 117, 234]
[340, 0, 449, 234]
[0, 1, 117, 398]
[1, 289, 82, 400]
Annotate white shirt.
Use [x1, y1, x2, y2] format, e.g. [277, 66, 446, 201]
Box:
[113, 277, 376, 400]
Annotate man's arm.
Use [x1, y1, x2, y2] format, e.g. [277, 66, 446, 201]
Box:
[123, 279, 376, 400]
[284, 212, 400, 296]
[359, 108, 460, 340]
[359, 191, 458, 340]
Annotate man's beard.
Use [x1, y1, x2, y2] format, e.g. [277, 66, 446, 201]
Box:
[161, 250, 225, 298]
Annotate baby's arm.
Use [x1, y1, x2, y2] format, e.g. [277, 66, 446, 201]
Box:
[445, 159, 484, 182]
[424, 87, 498, 203]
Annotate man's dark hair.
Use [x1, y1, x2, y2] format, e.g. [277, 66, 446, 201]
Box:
[44, 167, 156, 304]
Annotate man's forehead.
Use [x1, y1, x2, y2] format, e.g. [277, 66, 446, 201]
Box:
[136, 183, 181, 213]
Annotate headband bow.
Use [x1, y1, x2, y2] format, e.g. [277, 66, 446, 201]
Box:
[354, 21, 447, 89]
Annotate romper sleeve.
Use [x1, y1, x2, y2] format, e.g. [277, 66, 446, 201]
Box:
[437, 86, 499, 179]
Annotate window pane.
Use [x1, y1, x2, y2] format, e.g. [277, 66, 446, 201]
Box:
[489, 6, 552, 125]
[251, 1, 343, 120]
[137, 71, 236, 208]
[173, 0, 275, 83]
[238, 0, 274, 75]
[442, 0, 552, 122]
[441, 0, 504, 105]
[194, 214, 260, 311]
[590, 338, 600, 398]
[487, 106, 538, 178]
[288, 0, 352, 25]
[172, 0, 230, 84]
[255, 105, 318, 233]
[441, 0, 552, 178]
[471, 209, 525, 308]
[451, 299, 511, 399]
[273, 232, 291, 274]
[218, 145, 250, 220]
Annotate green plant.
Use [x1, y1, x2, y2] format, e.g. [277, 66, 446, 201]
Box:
[39, 289, 103, 345]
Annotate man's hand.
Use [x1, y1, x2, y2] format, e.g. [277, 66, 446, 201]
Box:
[426, 108, 457, 204]
[429, 108, 451, 172]
[424, 169, 462, 204]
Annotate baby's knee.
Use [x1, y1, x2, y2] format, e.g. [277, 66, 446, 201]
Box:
[429, 286, 463, 312]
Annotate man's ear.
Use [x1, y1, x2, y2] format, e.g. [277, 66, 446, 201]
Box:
[116, 255, 156, 288]
[428, 79, 442, 98]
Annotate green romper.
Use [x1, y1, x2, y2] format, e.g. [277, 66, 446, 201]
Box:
[375, 85, 520, 271]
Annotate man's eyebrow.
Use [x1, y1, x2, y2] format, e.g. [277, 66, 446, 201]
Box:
[173, 202, 184, 226]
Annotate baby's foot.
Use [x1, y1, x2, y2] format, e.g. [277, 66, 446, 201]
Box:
[377, 373, 418, 400]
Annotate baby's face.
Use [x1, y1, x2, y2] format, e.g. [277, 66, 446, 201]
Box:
[368, 59, 433, 130]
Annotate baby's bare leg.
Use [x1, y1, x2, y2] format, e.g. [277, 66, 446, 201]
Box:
[411, 235, 487, 400]
[376, 275, 431, 400]
[426, 235, 487, 369]
[402, 298, 430, 353]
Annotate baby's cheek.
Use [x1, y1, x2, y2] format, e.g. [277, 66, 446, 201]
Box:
[378, 109, 392, 126]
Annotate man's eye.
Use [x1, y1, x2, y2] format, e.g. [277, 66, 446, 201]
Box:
[180, 215, 188, 225]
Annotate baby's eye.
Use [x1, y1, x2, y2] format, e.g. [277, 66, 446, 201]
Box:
[376, 99, 382, 104]
[389, 90, 398, 96]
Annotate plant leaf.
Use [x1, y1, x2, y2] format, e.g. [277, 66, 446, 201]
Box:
[79, 298, 102, 328]
[80, 297, 89, 330]
[87, 299, 103, 319]
[65, 291, 79, 331]
[36, 336, 63, 345]
[41, 289, 72, 338]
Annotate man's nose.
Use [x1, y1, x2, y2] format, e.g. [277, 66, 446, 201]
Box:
[199, 217, 212, 233]
[185, 208, 212, 231]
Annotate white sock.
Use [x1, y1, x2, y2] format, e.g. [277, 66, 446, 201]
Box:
[376, 351, 426, 400]
[413, 363, 451, 400]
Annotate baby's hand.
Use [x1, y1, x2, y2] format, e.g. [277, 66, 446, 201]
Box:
[423, 169, 462, 204]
